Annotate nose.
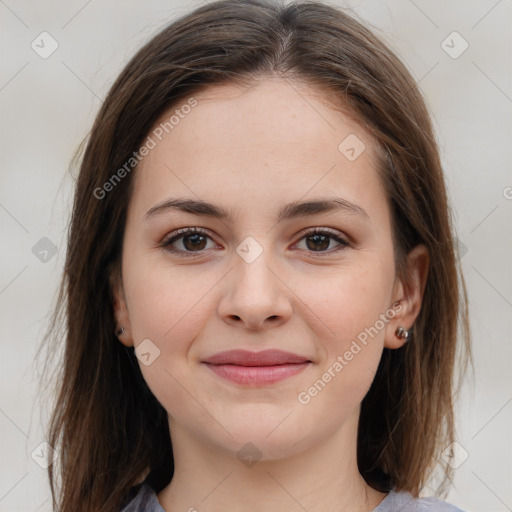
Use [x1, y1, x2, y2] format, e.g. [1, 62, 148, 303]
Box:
[217, 245, 293, 332]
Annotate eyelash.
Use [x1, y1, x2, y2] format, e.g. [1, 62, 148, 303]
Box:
[160, 226, 350, 258]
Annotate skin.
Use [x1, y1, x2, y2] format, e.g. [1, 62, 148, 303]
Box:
[112, 76, 429, 512]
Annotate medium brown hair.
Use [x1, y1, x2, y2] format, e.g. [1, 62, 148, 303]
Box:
[36, 0, 471, 510]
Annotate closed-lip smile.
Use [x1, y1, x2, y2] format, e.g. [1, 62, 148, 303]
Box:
[202, 349, 312, 385]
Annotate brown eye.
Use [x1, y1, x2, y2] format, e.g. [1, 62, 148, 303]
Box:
[160, 226, 349, 258]
[161, 227, 215, 256]
[181, 233, 208, 251]
[305, 233, 331, 251]
[296, 228, 349, 254]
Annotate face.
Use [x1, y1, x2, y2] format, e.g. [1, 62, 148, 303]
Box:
[113, 77, 426, 461]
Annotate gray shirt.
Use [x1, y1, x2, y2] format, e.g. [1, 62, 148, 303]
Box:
[120, 483, 466, 511]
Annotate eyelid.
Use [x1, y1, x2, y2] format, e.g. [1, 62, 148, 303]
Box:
[296, 226, 348, 243]
[160, 225, 351, 257]
[162, 226, 211, 241]
[160, 226, 216, 247]
[291, 226, 350, 255]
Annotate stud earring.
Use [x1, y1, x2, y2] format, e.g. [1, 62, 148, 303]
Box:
[395, 326, 411, 341]
[116, 326, 125, 336]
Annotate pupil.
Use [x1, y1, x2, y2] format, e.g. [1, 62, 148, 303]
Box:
[185, 234, 206, 250]
[307, 234, 329, 251]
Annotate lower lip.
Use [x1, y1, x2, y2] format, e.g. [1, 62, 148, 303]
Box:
[203, 362, 310, 385]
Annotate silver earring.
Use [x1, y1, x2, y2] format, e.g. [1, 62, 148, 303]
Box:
[395, 326, 410, 341]
[116, 326, 125, 336]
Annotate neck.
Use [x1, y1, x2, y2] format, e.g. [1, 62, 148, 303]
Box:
[157, 409, 387, 512]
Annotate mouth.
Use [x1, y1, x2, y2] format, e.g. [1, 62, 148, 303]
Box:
[202, 349, 312, 385]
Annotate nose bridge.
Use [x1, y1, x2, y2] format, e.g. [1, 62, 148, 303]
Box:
[233, 235, 280, 298]
[217, 234, 292, 328]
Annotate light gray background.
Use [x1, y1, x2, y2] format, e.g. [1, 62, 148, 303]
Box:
[1, 1, 511, 511]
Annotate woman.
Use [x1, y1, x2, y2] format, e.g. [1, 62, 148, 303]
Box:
[38, 0, 471, 510]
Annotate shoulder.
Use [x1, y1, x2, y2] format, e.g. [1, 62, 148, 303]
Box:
[120, 483, 165, 512]
[373, 490, 466, 512]
[120, 484, 466, 512]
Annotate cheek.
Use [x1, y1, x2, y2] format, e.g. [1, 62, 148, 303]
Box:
[123, 249, 217, 349]
[122, 257, 217, 417]
[293, 257, 394, 397]
[296, 260, 393, 343]
[282, 258, 396, 449]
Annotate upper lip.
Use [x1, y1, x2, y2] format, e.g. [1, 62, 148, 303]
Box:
[202, 349, 311, 366]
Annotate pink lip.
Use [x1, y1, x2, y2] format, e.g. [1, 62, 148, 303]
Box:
[202, 349, 311, 385]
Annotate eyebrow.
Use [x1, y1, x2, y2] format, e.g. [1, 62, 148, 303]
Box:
[145, 197, 369, 223]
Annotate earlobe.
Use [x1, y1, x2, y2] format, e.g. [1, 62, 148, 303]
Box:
[385, 244, 429, 349]
[395, 325, 411, 342]
[385, 314, 413, 350]
[110, 265, 134, 347]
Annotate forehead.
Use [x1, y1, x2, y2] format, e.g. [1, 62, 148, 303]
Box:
[130, 77, 388, 223]
[149, 77, 375, 160]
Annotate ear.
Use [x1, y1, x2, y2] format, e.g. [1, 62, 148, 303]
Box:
[385, 244, 429, 349]
[110, 263, 134, 347]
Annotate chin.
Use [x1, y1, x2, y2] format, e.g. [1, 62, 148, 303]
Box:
[207, 407, 322, 461]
